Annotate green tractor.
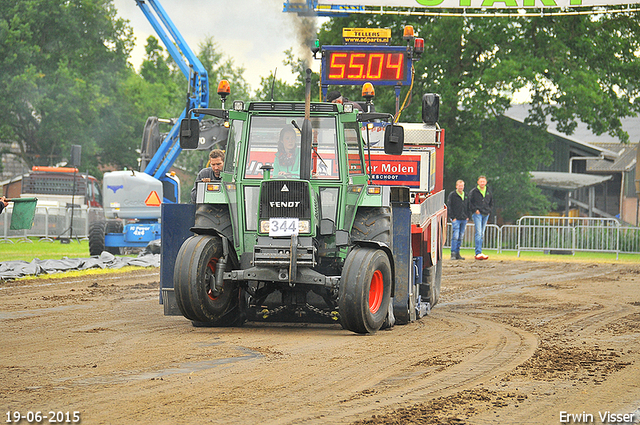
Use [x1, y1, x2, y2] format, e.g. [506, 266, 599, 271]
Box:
[160, 79, 446, 334]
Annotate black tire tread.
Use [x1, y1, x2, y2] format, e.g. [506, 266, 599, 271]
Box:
[339, 247, 392, 334]
[173, 234, 242, 326]
[351, 207, 392, 245]
[194, 204, 233, 241]
[88, 221, 106, 256]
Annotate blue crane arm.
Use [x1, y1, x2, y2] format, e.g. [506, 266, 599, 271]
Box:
[135, 0, 209, 181]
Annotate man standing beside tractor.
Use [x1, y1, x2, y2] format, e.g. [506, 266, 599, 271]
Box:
[447, 180, 469, 260]
[190, 149, 224, 203]
[469, 175, 493, 260]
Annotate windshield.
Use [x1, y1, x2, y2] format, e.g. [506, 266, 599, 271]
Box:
[244, 115, 339, 180]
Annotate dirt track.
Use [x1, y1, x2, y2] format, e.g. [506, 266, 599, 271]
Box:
[2, 258, 640, 425]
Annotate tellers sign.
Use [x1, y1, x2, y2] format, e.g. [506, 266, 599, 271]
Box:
[321, 46, 411, 86]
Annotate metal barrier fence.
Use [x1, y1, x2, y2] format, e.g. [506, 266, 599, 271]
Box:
[516, 216, 621, 257]
[0, 206, 103, 242]
[2, 205, 639, 256]
[446, 216, 640, 258]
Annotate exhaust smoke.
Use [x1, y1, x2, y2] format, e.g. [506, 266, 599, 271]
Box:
[285, 1, 318, 69]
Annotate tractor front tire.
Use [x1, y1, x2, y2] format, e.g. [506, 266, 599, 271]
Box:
[339, 247, 392, 334]
[173, 234, 243, 326]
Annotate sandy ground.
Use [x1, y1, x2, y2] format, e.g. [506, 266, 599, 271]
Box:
[1, 257, 640, 425]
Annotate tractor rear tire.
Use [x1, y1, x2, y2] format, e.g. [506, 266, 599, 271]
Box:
[194, 204, 233, 241]
[339, 247, 392, 334]
[88, 221, 106, 256]
[351, 207, 392, 245]
[173, 234, 243, 326]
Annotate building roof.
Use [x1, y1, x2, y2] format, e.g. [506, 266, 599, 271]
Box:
[505, 105, 640, 175]
[530, 171, 612, 191]
[505, 104, 640, 145]
[586, 142, 637, 173]
[504, 105, 632, 160]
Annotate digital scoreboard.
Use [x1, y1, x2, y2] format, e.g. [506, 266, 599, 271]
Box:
[321, 45, 412, 87]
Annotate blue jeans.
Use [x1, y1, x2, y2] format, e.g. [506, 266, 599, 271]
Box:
[472, 213, 489, 255]
[451, 219, 467, 254]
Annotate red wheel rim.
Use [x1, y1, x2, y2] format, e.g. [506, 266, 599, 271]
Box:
[206, 257, 219, 301]
[369, 269, 383, 314]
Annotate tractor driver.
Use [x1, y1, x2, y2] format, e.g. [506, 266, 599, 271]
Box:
[273, 126, 300, 178]
[190, 149, 224, 203]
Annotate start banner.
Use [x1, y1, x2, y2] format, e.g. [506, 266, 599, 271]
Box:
[319, 0, 637, 9]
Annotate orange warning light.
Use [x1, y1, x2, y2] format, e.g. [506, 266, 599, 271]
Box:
[145, 191, 161, 207]
[217, 80, 231, 96]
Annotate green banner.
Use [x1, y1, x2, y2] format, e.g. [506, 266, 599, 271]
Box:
[9, 198, 38, 231]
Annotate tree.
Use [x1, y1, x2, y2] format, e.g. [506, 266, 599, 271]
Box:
[140, 36, 174, 85]
[317, 10, 640, 221]
[197, 37, 252, 108]
[0, 0, 134, 176]
[171, 36, 253, 202]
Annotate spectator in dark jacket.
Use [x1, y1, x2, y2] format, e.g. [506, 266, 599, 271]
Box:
[0, 196, 8, 214]
[447, 180, 469, 260]
[468, 175, 494, 260]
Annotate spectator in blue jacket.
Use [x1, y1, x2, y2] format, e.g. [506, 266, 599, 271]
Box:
[447, 180, 469, 260]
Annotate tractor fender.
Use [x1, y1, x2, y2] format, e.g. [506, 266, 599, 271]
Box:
[190, 226, 225, 238]
[188, 227, 240, 270]
[189, 204, 234, 242]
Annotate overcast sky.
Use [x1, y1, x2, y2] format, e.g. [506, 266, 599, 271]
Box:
[112, 0, 325, 91]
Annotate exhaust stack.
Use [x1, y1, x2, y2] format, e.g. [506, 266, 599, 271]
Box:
[300, 68, 313, 180]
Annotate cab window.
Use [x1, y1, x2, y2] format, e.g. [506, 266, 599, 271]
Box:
[344, 121, 364, 175]
[244, 115, 339, 180]
[225, 119, 243, 174]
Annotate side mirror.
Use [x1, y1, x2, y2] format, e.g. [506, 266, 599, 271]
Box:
[422, 93, 440, 125]
[180, 118, 200, 149]
[383, 124, 404, 155]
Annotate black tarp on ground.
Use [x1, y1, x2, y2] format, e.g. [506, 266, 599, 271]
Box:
[0, 251, 160, 280]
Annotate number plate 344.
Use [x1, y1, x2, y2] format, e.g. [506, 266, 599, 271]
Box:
[269, 218, 299, 237]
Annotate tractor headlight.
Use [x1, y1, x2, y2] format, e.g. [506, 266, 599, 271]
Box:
[298, 220, 310, 233]
[233, 100, 245, 111]
[206, 183, 221, 192]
